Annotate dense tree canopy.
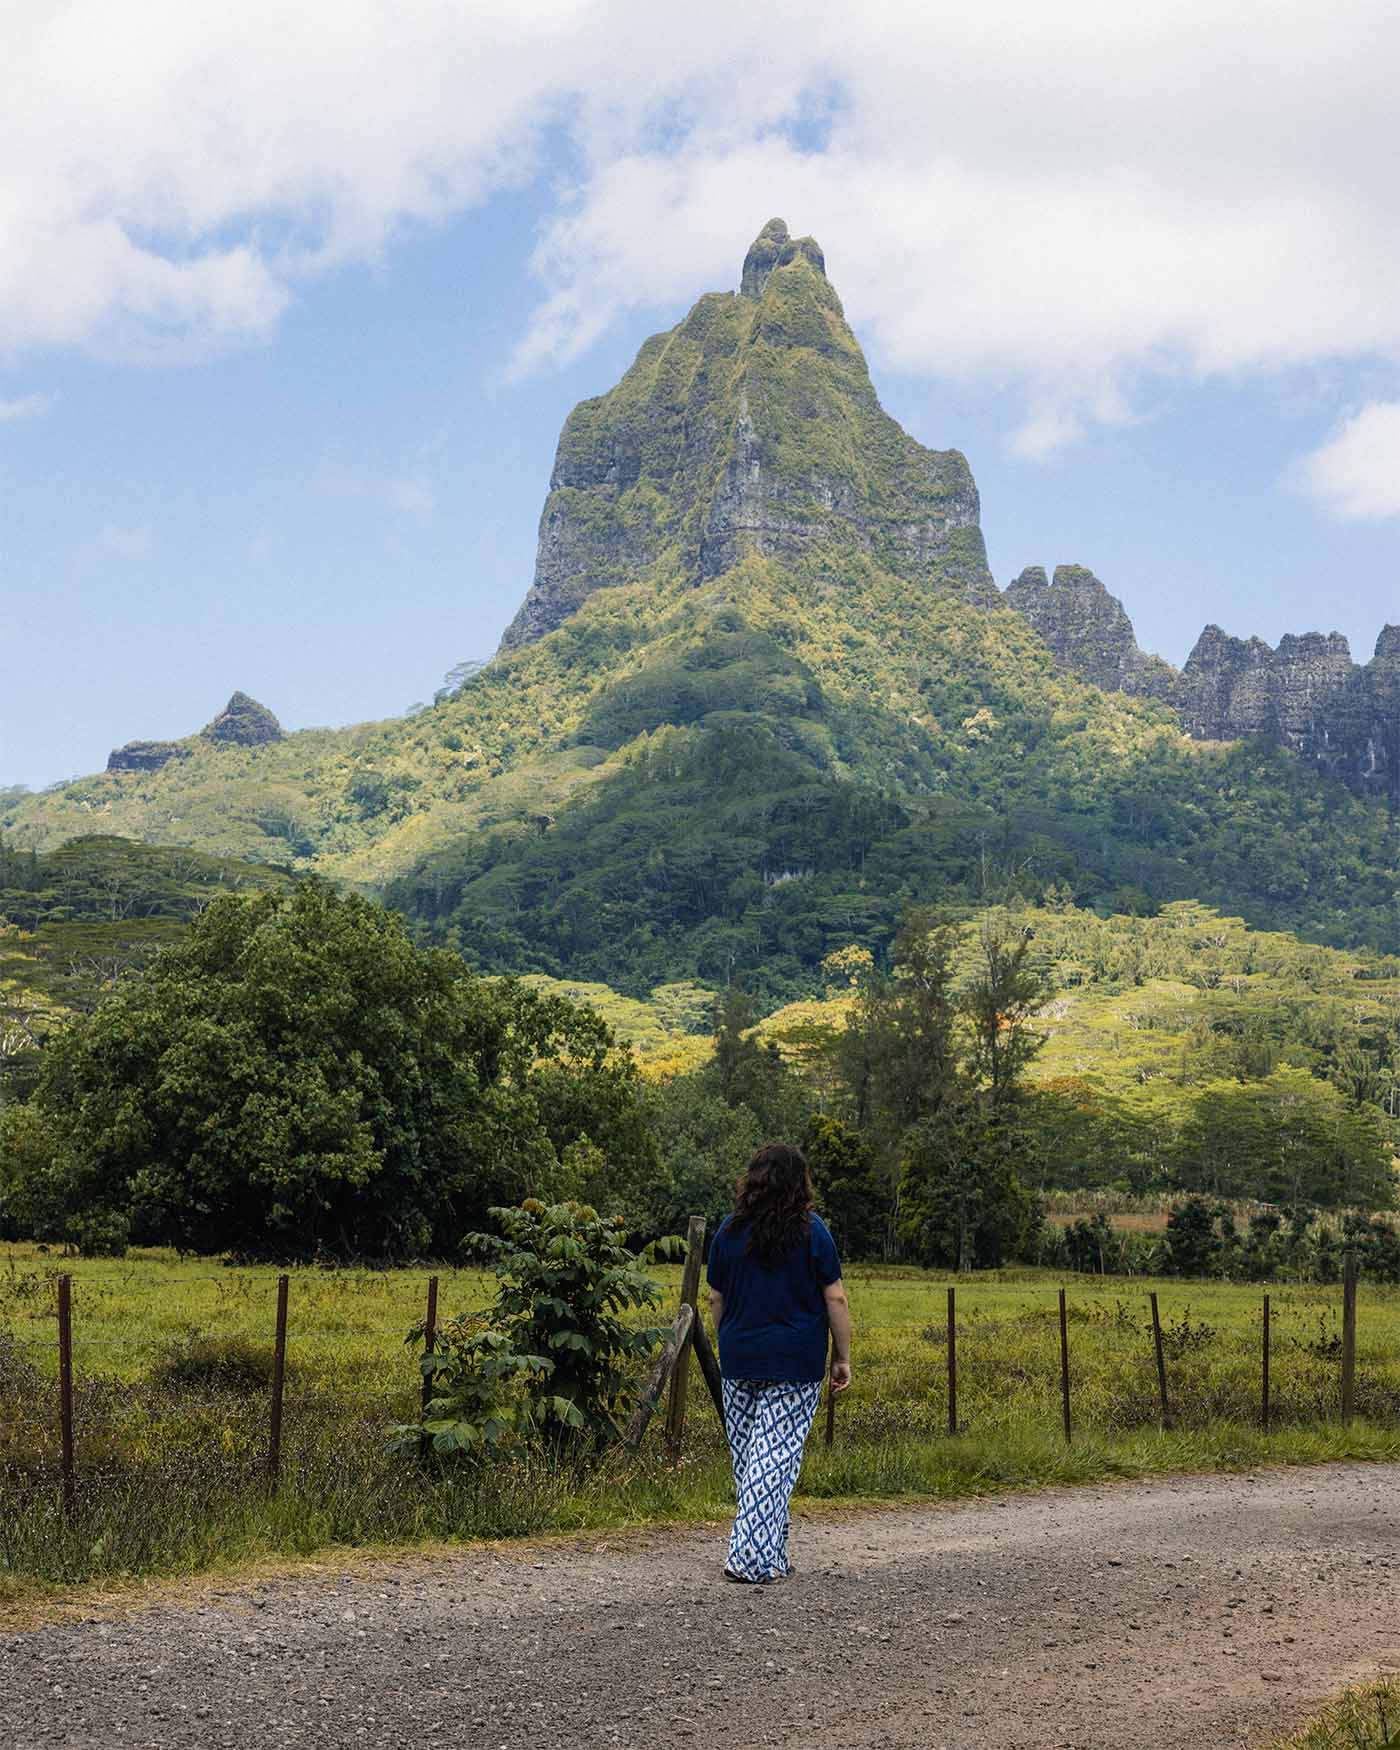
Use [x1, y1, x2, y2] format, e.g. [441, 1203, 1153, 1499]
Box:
[0, 884, 654, 1258]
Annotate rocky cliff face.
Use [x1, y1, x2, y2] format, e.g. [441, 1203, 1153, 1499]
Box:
[1005, 564, 1400, 802]
[1181, 625, 1400, 799]
[107, 740, 190, 774]
[202, 692, 284, 748]
[498, 218, 995, 652]
[1004, 564, 1180, 703]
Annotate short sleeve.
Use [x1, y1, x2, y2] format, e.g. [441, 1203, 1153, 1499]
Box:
[706, 1218, 731, 1294]
[811, 1216, 841, 1287]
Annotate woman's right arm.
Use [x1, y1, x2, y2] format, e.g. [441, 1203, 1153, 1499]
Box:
[823, 1281, 852, 1391]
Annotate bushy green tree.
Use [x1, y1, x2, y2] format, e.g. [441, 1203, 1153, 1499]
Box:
[804, 1113, 888, 1259]
[898, 1100, 1042, 1270]
[1165, 1196, 1226, 1277]
[7, 884, 653, 1258]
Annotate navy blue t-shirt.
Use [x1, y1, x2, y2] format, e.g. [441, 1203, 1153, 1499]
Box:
[706, 1213, 842, 1383]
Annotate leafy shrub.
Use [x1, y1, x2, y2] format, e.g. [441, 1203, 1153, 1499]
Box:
[392, 1314, 568, 1455]
[470, 1200, 678, 1440]
[150, 1331, 279, 1395]
[393, 1200, 678, 1456]
[1158, 1307, 1218, 1357]
[68, 1208, 130, 1258]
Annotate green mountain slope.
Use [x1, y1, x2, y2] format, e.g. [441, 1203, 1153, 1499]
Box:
[5, 221, 1398, 990]
[0, 836, 295, 1093]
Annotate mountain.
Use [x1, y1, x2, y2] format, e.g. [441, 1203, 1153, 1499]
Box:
[500, 217, 997, 649]
[3, 220, 1399, 994]
[1006, 562, 1400, 803]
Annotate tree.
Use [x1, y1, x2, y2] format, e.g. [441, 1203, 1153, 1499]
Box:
[897, 1098, 1041, 1270]
[804, 1113, 887, 1259]
[834, 907, 958, 1146]
[637, 1075, 765, 1240]
[962, 911, 1045, 1105]
[9, 884, 653, 1258]
[1165, 1196, 1225, 1277]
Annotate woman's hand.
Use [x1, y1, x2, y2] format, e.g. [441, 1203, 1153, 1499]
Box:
[830, 1358, 852, 1393]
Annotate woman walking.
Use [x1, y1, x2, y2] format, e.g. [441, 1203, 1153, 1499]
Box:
[706, 1142, 852, 1583]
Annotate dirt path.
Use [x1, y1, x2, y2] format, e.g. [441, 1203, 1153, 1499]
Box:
[5, 1464, 1400, 1749]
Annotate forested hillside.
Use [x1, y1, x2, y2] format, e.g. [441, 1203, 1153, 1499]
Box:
[0, 837, 292, 1095]
[521, 898, 1400, 1215]
[4, 221, 1399, 1259]
[3, 221, 1397, 997]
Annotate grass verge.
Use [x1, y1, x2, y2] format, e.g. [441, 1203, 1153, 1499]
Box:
[5, 1418, 1400, 1626]
[1272, 1682, 1400, 1748]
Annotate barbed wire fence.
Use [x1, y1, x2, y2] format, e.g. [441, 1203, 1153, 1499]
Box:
[0, 1242, 1371, 1520]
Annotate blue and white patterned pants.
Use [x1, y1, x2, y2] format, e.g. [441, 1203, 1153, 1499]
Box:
[722, 1377, 823, 1582]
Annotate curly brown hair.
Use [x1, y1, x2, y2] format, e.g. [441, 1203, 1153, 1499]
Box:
[733, 1142, 814, 1266]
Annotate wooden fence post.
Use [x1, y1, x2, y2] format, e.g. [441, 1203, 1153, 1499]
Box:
[266, 1274, 289, 1489]
[419, 1274, 440, 1460]
[625, 1304, 693, 1448]
[1149, 1291, 1171, 1430]
[946, 1285, 958, 1436]
[1058, 1287, 1072, 1443]
[1341, 1251, 1357, 1425]
[665, 1216, 705, 1460]
[1261, 1292, 1271, 1435]
[57, 1274, 75, 1519]
[690, 1312, 726, 1424]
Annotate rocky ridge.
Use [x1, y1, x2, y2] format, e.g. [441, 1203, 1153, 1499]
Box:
[1004, 565, 1179, 703]
[1005, 562, 1400, 802]
[106, 740, 191, 775]
[106, 693, 284, 773]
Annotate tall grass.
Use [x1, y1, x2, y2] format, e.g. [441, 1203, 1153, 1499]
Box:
[5, 1245, 1400, 1606]
[1273, 1683, 1400, 1748]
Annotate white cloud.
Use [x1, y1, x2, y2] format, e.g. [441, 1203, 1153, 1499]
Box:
[0, 392, 55, 423]
[1299, 402, 1400, 520]
[3, 2, 1400, 450]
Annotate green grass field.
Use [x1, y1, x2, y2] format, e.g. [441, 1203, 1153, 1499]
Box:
[5, 1244, 1400, 1609]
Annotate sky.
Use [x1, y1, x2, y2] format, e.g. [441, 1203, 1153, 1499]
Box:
[3, 0, 1399, 789]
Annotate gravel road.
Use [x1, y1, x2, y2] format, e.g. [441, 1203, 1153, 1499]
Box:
[5, 1463, 1400, 1749]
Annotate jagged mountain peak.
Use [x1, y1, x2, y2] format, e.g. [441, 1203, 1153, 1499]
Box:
[497, 218, 994, 652]
[202, 692, 285, 748]
[1005, 562, 1178, 702]
[739, 217, 827, 298]
[1006, 578, 1400, 801]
